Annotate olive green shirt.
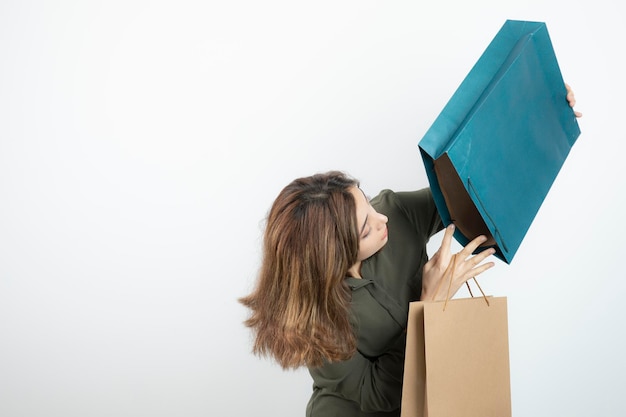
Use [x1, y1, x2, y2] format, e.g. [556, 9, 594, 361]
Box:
[306, 188, 443, 417]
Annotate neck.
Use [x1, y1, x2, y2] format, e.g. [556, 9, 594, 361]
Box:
[347, 261, 362, 278]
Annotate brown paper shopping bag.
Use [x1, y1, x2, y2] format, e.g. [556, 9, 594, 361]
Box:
[401, 295, 511, 417]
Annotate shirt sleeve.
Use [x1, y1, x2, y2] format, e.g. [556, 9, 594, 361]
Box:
[379, 187, 444, 240]
[309, 331, 407, 413]
[364, 188, 443, 304]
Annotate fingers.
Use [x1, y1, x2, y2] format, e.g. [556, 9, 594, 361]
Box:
[458, 234, 491, 258]
[458, 261, 495, 289]
[442, 228, 496, 272]
[468, 249, 495, 269]
[567, 91, 576, 107]
[474, 246, 496, 263]
[565, 82, 583, 118]
[455, 236, 496, 283]
[439, 223, 456, 257]
[467, 248, 496, 275]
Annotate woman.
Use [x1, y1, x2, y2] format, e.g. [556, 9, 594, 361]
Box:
[240, 172, 492, 416]
[240, 88, 581, 416]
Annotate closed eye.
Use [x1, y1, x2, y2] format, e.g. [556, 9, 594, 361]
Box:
[359, 214, 368, 238]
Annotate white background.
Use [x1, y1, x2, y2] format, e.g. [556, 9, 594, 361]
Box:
[1, 1, 624, 416]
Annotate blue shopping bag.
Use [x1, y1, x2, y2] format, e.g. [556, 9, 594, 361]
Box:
[419, 20, 581, 264]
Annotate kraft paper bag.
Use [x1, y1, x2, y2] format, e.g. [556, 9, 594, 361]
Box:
[400, 297, 511, 417]
[419, 20, 581, 264]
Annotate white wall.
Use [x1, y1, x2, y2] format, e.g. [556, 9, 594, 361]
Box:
[1, 1, 623, 416]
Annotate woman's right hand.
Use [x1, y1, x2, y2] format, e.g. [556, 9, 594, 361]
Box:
[420, 224, 496, 301]
[565, 83, 582, 118]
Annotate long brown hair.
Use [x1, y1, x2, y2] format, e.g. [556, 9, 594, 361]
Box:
[239, 171, 360, 369]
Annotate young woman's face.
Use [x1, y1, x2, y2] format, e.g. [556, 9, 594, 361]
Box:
[350, 186, 389, 262]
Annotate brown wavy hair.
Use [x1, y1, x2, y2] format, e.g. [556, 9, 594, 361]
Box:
[239, 171, 360, 369]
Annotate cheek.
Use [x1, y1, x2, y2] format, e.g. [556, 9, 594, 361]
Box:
[356, 242, 368, 260]
[358, 240, 375, 260]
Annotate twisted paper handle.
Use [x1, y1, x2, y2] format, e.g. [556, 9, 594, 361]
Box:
[466, 276, 490, 306]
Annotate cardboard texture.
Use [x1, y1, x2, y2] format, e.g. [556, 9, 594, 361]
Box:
[400, 297, 511, 417]
[419, 20, 581, 264]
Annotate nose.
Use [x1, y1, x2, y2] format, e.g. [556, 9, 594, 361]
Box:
[377, 212, 388, 225]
